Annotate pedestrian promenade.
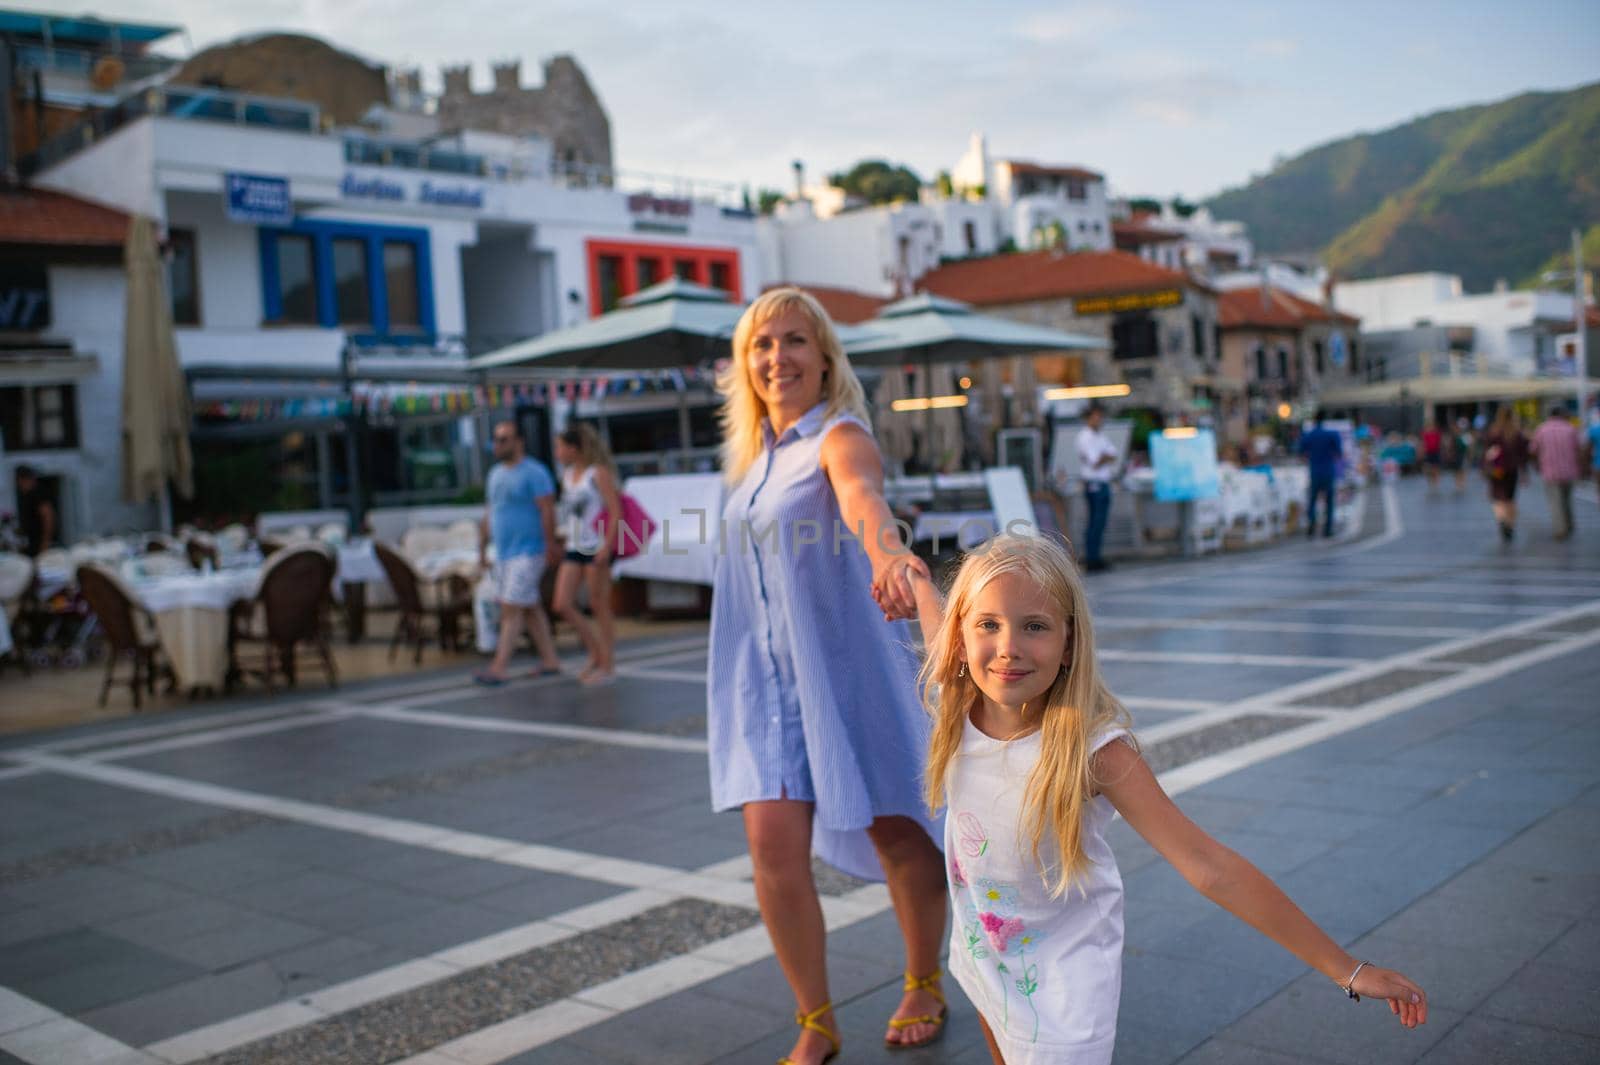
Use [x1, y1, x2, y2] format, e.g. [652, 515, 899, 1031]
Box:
[1, 477, 1596, 1064]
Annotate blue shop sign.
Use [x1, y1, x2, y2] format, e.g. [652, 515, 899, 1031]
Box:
[225, 173, 292, 224]
[419, 181, 484, 208]
[341, 173, 405, 201]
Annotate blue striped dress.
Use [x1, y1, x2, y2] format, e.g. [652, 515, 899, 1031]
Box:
[707, 401, 943, 881]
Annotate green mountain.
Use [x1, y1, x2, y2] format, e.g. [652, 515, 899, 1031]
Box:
[1206, 82, 1600, 291]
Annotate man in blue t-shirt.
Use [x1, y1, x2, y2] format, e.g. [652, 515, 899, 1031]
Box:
[1300, 411, 1343, 538]
[476, 421, 562, 684]
[1587, 408, 1600, 496]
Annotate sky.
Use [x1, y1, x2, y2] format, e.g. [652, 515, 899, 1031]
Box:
[26, 0, 1600, 201]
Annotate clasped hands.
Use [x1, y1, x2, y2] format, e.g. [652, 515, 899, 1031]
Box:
[871, 551, 930, 623]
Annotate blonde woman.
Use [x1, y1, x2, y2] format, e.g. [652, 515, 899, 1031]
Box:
[553, 423, 622, 685]
[707, 288, 947, 1063]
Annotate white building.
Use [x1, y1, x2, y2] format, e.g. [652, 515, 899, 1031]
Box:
[952, 133, 1112, 252]
[27, 81, 766, 523]
[1333, 272, 1588, 378]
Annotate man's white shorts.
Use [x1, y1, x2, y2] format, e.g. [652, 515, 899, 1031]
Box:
[493, 554, 546, 608]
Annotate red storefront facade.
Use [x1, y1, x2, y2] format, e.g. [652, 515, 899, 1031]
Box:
[585, 238, 742, 316]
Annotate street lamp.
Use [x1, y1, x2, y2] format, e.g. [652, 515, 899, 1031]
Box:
[1541, 228, 1591, 418]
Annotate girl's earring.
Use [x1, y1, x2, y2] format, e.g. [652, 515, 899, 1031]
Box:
[957, 664, 966, 678]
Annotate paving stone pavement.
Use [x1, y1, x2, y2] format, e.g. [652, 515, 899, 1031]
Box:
[0, 478, 1596, 1064]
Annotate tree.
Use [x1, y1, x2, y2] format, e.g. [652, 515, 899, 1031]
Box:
[1170, 196, 1198, 218]
[757, 188, 787, 215]
[1127, 197, 1163, 216]
[827, 159, 924, 205]
[936, 170, 954, 199]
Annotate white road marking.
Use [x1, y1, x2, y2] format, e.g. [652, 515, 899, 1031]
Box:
[0, 985, 160, 1064]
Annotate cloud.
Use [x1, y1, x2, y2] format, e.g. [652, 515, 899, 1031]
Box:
[1013, 4, 1133, 45]
[1249, 37, 1300, 59]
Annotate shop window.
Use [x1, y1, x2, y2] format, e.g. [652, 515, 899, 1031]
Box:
[261, 222, 432, 338]
[332, 238, 371, 326]
[384, 242, 421, 329]
[1111, 311, 1159, 360]
[708, 261, 731, 294]
[0, 383, 79, 450]
[275, 234, 318, 324]
[636, 257, 661, 291]
[597, 254, 624, 312]
[168, 228, 200, 326]
[673, 259, 698, 281]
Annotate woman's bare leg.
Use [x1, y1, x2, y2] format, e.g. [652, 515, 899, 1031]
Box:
[551, 561, 600, 675]
[977, 1011, 1008, 1063]
[868, 815, 948, 1046]
[585, 563, 616, 673]
[745, 800, 836, 1064]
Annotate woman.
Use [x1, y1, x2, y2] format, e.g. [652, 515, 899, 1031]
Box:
[553, 423, 621, 685]
[1482, 407, 1528, 543]
[708, 288, 947, 1064]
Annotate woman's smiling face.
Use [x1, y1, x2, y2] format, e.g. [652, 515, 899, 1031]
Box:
[746, 308, 826, 418]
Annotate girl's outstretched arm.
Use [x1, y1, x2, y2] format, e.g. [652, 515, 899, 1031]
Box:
[1094, 740, 1429, 1029]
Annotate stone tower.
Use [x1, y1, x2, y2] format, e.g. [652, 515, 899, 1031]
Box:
[436, 55, 612, 176]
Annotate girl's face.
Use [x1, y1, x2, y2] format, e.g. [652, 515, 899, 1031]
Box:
[959, 571, 1073, 713]
[747, 308, 826, 417]
[554, 438, 577, 465]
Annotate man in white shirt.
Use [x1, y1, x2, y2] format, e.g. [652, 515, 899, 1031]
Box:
[1075, 402, 1118, 572]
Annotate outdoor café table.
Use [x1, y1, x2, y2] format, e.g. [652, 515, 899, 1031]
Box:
[912, 510, 998, 551]
[335, 540, 387, 643]
[130, 568, 260, 692]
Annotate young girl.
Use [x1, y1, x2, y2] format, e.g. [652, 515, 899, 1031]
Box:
[902, 534, 1427, 1064]
[552, 423, 622, 686]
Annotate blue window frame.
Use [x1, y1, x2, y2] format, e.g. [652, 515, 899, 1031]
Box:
[259, 219, 435, 342]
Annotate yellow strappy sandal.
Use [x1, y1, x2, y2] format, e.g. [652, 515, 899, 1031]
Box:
[778, 1000, 840, 1065]
[886, 968, 948, 1049]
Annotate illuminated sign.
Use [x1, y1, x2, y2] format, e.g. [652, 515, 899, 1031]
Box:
[1074, 289, 1183, 316]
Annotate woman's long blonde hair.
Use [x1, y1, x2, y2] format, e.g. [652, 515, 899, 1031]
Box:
[717, 287, 870, 484]
[559, 422, 617, 478]
[919, 533, 1135, 898]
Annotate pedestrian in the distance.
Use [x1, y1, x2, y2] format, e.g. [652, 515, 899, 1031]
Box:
[1075, 402, 1118, 572]
[1299, 411, 1342, 538]
[552, 423, 622, 686]
[1586, 405, 1600, 497]
[1529, 403, 1582, 541]
[903, 534, 1428, 1065]
[1421, 418, 1444, 495]
[1482, 407, 1529, 543]
[475, 421, 563, 685]
[1448, 418, 1475, 495]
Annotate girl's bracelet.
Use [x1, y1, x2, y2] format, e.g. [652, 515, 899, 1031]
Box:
[1341, 960, 1370, 1001]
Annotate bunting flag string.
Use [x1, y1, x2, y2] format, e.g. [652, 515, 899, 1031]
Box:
[194, 367, 722, 423]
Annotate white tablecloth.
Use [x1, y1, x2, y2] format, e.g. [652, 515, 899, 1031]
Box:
[912, 511, 998, 549]
[131, 570, 261, 690]
[338, 542, 481, 586]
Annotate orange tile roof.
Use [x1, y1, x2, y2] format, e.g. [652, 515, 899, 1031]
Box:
[0, 186, 130, 248]
[1112, 219, 1184, 246]
[917, 249, 1192, 307]
[1217, 286, 1360, 329]
[765, 283, 889, 324]
[1003, 161, 1103, 182]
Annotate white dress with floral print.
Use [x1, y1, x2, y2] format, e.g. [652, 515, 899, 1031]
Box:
[944, 718, 1131, 1065]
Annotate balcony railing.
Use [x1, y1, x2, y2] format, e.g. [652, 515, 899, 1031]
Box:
[343, 137, 487, 177]
[14, 41, 176, 84]
[19, 84, 320, 177]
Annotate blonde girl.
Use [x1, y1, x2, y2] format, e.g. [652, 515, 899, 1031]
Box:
[552, 422, 622, 685]
[896, 534, 1427, 1065]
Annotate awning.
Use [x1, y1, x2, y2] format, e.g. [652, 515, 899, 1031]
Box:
[0, 352, 100, 383]
[1317, 376, 1600, 407]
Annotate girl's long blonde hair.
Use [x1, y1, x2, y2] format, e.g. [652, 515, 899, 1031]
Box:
[919, 533, 1135, 898]
[717, 287, 870, 484]
[559, 422, 617, 479]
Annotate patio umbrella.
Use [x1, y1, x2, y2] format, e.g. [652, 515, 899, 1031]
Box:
[471, 277, 882, 373]
[846, 293, 1103, 474]
[122, 216, 193, 520]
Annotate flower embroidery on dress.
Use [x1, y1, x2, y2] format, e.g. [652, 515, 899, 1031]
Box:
[956, 811, 989, 857]
[950, 853, 968, 887]
[979, 911, 1025, 953]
